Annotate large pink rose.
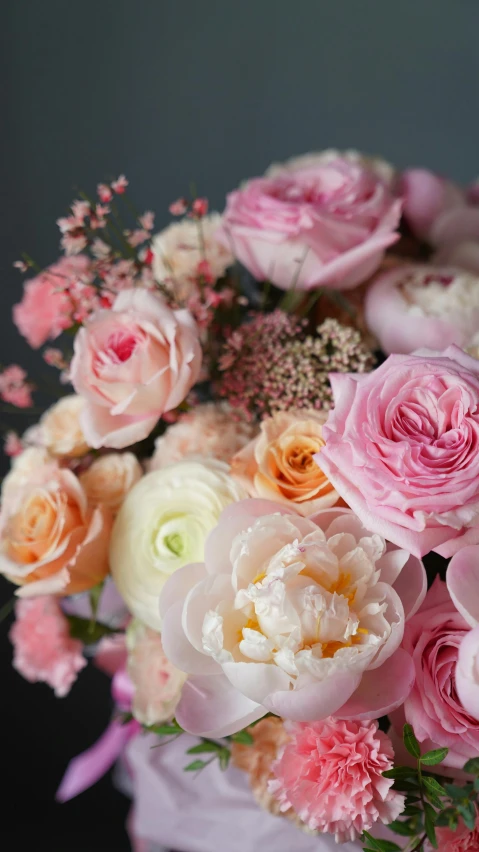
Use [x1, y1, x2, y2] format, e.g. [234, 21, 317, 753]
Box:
[401, 168, 479, 273]
[364, 264, 479, 355]
[160, 500, 424, 738]
[399, 578, 479, 769]
[13, 256, 91, 349]
[218, 151, 402, 291]
[318, 346, 479, 558]
[70, 289, 202, 449]
[446, 545, 479, 720]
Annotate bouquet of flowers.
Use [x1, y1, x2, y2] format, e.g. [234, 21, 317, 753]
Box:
[4, 151, 479, 852]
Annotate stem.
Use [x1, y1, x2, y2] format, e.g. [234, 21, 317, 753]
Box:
[0, 596, 15, 625]
[409, 833, 427, 852]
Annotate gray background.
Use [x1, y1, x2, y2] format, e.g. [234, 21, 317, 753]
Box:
[1, 1, 479, 849]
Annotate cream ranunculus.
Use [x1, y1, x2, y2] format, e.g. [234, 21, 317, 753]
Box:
[39, 395, 89, 458]
[110, 459, 247, 630]
[80, 452, 143, 513]
[231, 410, 340, 516]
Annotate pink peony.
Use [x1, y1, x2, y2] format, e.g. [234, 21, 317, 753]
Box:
[70, 288, 202, 449]
[150, 403, 255, 469]
[217, 150, 402, 291]
[399, 578, 479, 769]
[364, 264, 479, 355]
[13, 256, 91, 348]
[9, 596, 86, 697]
[269, 718, 404, 843]
[318, 345, 479, 559]
[160, 501, 424, 738]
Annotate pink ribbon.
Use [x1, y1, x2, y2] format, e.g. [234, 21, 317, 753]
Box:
[56, 664, 139, 802]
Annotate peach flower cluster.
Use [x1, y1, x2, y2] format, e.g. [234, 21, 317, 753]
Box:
[231, 716, 293, 817]
[10, 596, 86, 696]
[79, 452, 142, 513]
[126, 620, 186, 726]
[231, 410, 340, 516]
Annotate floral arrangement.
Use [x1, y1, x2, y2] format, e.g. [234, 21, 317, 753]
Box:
[4, 152, 479, 852]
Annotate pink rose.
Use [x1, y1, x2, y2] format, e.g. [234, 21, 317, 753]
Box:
[399, 578, 479, 769]
[364, 265, 479, 355]
[9, 596, 86, 697]
[318, 346, 479, 558]
[13, 256, 91, 348]
[160, 500, 424, 738]
[218, 151, 402, 291]
[430, 811, 479, 852]
[446, 545, 479, 720]
[401, 168, 479, 273]
[269, 718, 404, 843]
[70, 289, 202, 449]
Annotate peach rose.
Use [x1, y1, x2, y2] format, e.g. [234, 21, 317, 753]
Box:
[38, 395, 89, 458]
[79, 452, 142, 513]
[0, 462, 112, 597]
[70, 288, 202, 449]
[231, 410, 340, 516]
[1, 446, 51, 511]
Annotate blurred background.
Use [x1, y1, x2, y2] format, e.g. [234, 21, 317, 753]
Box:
[2, 1, 479, 848]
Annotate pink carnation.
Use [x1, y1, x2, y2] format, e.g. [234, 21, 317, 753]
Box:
[269, 718, 404, 843]
[9, 596, 86, 697]
[430, 813, 479, 852]
[13, 256, 91, 349]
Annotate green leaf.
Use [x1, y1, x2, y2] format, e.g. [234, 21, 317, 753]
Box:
[148, 723, 183, 736]
[391, 779, 421, 792]
[361, 833, 401, 852]
[66, 615, 116, 643]
[424, 803, 438, 849]
[402, 806, 423, 817]
[231, 730, 254, 745]
[420, 747, 449, 766]
[184, 759, 208, 772]
[458, 802, 476, 831]
[436, 809, 458, 829]
[187, 742, 222, 755]
[463, 757, 479, 775]
[88, 580, 104, 620]
[423, 777, 447, 799]
[403, 723, 421, 759]
[0, 596, 15, 624]
[444, 783, 471, 801]
[218, 748, 230, 771]
[382, 766, 417, 780]
[386, 820, 416, 836]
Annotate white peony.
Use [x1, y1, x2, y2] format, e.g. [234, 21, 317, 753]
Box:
[109, 458, 247, 630]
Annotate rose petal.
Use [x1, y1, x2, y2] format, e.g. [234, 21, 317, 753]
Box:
[447, 545, 479, 627]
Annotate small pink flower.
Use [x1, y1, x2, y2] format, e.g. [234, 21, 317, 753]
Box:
[97, 183, 113, 203]
[0, 365, 34, 408]
[169, 198, 188, 216]
[9, 596, 86, 697]
[126, 228, 150, 247]
[61, 232, 88, 256]
[138, 211, 154, 231]
[127, 621, 186, 726]
[91, 238, 111, 259]
[430, 813, 479, 851]
[191, 197, 209, 217]
[43, 348, 67, 369]
[4, 431, 23, 457]
[13, 260, 28, 273]
[111, 175, 128, 194]
[71, 200, 91, 223]
[269, 718, 404, 843]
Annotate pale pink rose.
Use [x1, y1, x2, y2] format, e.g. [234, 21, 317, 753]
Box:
[13, 256, 91, 348]
[269, 718, 404, 843]
[430, 812, 479, 852]
[160, 501, 424, 738]
[38, 395, 89, 457]
[446, 545, 479, 720]
[231, 410, 341, 516]
[79, 452, 142, 513]
[217, 150, 402, 291]
[9, 596, 86, 696]
[0, 462, 112, 597]
[149, 403, 255, 469]
[399, 578, 479, 769]
[318, 346, 479, 559]
[365, 265, 479, 355]
[126, 620, 186, 726]
[70, 289, 202, 449]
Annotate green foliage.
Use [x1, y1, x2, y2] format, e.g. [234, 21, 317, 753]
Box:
[66, 614, 116, 643]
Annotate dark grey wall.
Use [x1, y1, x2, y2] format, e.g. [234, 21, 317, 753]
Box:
[3, 0, 479, 374]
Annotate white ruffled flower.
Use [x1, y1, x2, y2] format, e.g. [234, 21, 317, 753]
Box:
[110, 459, 247, 630]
